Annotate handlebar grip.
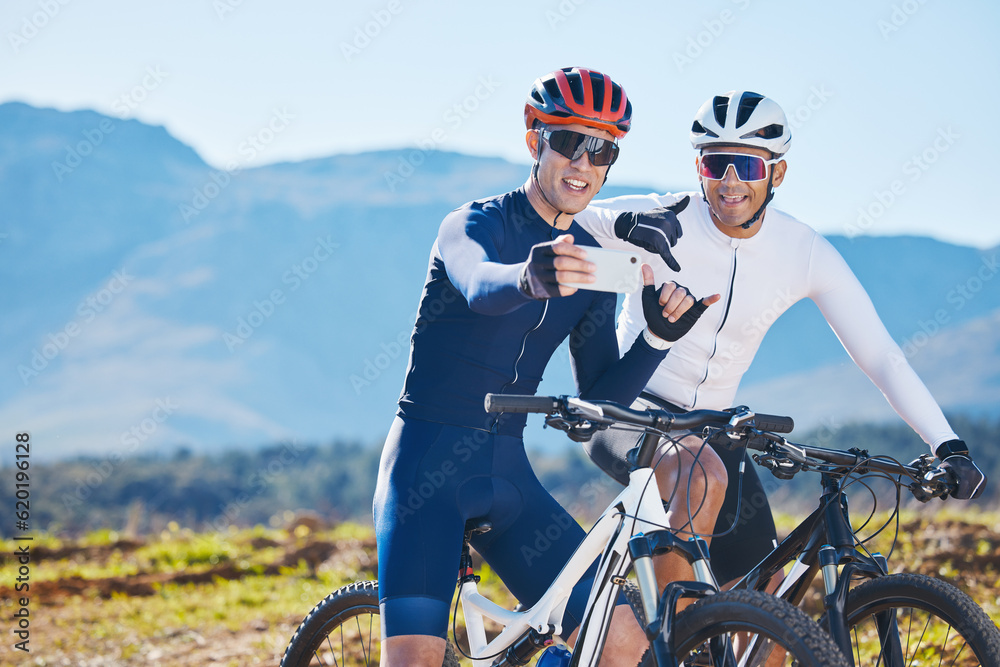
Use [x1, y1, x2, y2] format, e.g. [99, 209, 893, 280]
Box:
[484, 393, 558, 414]
[753, 413, 794, 434]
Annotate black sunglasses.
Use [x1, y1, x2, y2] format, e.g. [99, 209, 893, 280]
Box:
[541, 129, 619, 166]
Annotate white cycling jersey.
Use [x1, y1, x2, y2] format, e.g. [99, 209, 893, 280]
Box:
[576, 192, 958, 451]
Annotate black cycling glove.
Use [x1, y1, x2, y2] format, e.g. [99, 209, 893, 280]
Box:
[519, 240, 562, 300]
[641, 283, 709, 342]
[935, 439, 986, 500]
[614, 196, 688, 272]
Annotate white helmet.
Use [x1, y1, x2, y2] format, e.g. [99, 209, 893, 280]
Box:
[690, 91, 791, 156]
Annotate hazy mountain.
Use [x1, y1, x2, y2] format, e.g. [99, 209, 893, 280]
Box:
[2, 102, 997, 460]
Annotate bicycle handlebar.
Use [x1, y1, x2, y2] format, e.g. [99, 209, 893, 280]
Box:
[484, 393, 955, 500]
[484, 393, 740, 432]
[484, 394, 559, 414]
[735, 427, 956, 500]
[752, 414, 795, 434]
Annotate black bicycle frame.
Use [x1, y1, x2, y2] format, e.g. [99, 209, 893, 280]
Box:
[729, 473, 892, 663]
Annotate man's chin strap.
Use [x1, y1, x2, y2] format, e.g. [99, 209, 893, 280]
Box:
[531, 129, 611, 229]
[531, 157, 566, 230]
[699, 170, 774, 230]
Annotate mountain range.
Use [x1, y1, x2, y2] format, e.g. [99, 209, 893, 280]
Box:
[2, 101, 998, 461]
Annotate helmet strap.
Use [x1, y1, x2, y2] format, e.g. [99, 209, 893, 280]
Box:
[739, 170, 774, 230]
[531, 137, 567, 228]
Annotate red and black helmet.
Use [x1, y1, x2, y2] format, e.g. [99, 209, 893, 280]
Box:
[524, 67, 632, 139]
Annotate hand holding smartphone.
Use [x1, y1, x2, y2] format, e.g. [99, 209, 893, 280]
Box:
[560, 246, 642, 293]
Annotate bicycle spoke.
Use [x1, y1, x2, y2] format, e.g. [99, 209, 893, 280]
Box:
[910, 611, 932, 665]
[903, 606, 912, 665]
[851, 602, 988, 667]
[358, 616, 368, 666]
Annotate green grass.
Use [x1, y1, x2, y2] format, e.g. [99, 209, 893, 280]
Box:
[2, 510, 996, 665]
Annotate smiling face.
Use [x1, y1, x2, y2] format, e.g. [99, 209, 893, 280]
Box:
[525, 122, 613, 228]
[698, 144, 786, 237]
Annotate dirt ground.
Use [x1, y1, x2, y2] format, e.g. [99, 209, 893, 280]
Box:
[2, 516, 997, 666]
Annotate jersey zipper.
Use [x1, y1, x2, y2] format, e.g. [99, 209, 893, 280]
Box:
[491, 223, 559, 432]
[691, 242, 738, 407]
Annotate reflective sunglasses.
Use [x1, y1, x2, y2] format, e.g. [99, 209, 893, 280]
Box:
[541, 129, 620, 166]
[698, 152, 781, 182]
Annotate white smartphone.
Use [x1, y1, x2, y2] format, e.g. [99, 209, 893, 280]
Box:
[561, 246, 642, 293]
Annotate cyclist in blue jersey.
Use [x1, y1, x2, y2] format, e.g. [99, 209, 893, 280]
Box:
[373, 67, 720, 666]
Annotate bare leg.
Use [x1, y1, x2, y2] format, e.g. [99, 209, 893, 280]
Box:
[567, 603, 647, 666]
[384, 606, 646, 666]
[724, 557, 787, 665]
[650, 434, 728, 608]
[382, 635, 445, 667]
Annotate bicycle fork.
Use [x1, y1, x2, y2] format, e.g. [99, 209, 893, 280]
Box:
[817, 475, 901, 667]
[629, 531, 719, 667]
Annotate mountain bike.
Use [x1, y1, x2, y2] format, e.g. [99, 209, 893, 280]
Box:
[689, 410, 1000, 667]
[281, 393, 849, 667]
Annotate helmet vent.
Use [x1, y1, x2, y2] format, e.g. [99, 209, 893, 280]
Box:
[741, 123, 784, 140]
[566, 74, 586, 106]
[691, 120, 718, 138]
[735, 92, 765, 128]
[542, 79, 564, 105]
[610, 85, 622, 113]
[589, 72, 605, 112]
[712, 95, 730, 127]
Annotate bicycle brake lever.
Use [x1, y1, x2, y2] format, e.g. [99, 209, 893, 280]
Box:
[775, 439, 809, 464]
[923, 467, 954, 500]
[727, 407, 755, 430]
[566, 397, 605, 421]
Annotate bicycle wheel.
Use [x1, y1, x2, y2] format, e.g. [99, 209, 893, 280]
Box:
[840, 573, 1000, 667]
[280, 580, 461, 667]
[639, 589, 848, 667]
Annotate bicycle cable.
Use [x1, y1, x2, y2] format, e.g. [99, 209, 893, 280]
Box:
[450, 569, 510, 662]
[610, 425, 752, 542]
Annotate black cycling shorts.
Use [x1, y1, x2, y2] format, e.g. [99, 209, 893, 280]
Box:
[581, 393, 777, 585]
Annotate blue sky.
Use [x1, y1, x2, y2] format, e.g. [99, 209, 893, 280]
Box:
[4, 0, 998, 247]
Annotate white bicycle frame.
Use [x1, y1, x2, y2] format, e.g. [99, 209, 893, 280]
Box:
[457, 464, 707, 667]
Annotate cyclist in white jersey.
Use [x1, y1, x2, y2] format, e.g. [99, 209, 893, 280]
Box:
[576, 90, 986, 592]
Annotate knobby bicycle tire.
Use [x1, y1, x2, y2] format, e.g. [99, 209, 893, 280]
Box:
[280, 580, 460, 667]
[638, 589, 849, 667]
[837, 572, 1000, 667]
